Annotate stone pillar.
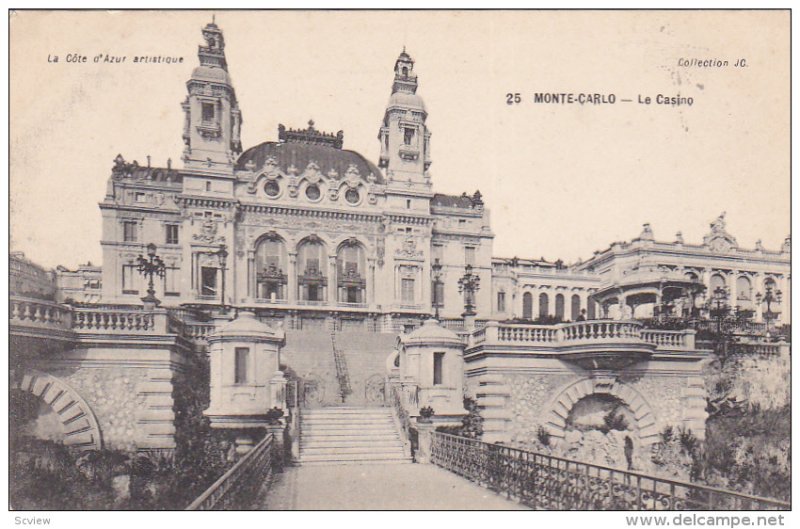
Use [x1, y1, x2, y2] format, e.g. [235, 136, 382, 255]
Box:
[367, 258, 376, 307]
[414, 422, 435, 464]
[287, 252, 297, 303]
[755, 272, 765, 322]
[728, 271, 738, 313]
[328, 255, 337, 304]
[247, 250, 255, 300]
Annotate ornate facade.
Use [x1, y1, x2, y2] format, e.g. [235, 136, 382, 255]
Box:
[99, 21, 492, 329]
[97, 21, 789, 328]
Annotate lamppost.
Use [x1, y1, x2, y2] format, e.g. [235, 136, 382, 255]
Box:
[708, 286, 730, 336]
[136, 243, 166, 309]
[458, 264, 481, 317]
[756, 284, 782, 335]
[431, 258, 443, 320]
[212, 243, 229, 314]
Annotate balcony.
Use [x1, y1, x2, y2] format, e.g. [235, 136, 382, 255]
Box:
[468, 319, 701, 370]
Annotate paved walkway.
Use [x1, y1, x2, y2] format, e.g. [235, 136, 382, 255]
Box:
[258, 463, 528, 510]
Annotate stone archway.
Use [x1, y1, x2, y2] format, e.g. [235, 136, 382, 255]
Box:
[13, 370, 103, 450]
[542, 377, 659, 446]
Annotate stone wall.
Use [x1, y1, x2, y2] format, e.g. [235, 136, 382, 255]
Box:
[54, 366, 149, 452]
[503, 373, 576, 447]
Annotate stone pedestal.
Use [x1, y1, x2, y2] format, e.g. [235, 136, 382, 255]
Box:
[414, 422, 435, 464]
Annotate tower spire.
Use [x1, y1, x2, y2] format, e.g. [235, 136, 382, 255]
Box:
[378, 48, 431, 183]
[181, 19, 243, 171]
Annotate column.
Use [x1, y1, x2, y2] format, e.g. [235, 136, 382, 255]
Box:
[367, 258, 376, 307]
[247, 250, 255, 301]
[288, 252, 297, 304]
[755, 272, 764, 322]
[728, 271, 738, 313]
[328, 255, 337, 304]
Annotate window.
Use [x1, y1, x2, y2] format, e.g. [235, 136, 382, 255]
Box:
[307, 284, 320, 301]
[205, 181, 212, 192]
[401, 278, 415, 304]
[234, 347, 249, 384]
[432, 244, 443, 263]
[522, 292, 533, 319]
[123, 221, 137, 242]
[164, 266, 180, 296]
[201, 266, 217, 296]
[497, 291, 506, 313]
[405, 227, 413, 234]
[305, 184, 321, 200]
[165, 224, 179, 245]
[464, 247, 476, 266]
[406, 199, 411, 209]
[433, 280, 445, 309]
[122, 264, 138, 294]
[345, 188, 360, 204]
[555, 294, 565, 320]
[539, 293, 550, 318]
[202, 102, 215, 123]
[135, 192, 147, 203]
[264, 180, 280, 197]
[433, 352, 445, 386]
[403, 127, 414, 146]
[571, 294, 581, 321]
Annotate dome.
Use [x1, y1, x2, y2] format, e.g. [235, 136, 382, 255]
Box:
[191, 65, 231, 84]
[236, 140, 384, 184]
[388, 91, 426, 113]
[402, 319, 462, 345]
[208, 311, 282, 342]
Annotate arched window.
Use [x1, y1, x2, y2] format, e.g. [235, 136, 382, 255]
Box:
[587, 299, 596, 320]
[539, 293, 549, 319]
[555, 294, 565, 321]
[522, 292, 533, 320]
[337, 240, 366, 304]
[710, 273, 726, 294]
[736, 276, 752, 301]
[298, 237, 327, 302]
[571, 294, 581, 321]
[255, 234, 287, 300]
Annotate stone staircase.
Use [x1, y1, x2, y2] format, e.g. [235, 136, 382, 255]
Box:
[298, 407, 411, 465]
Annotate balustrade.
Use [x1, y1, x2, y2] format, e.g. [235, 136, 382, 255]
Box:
[72, 307, 165, 334]
[430, 431, 789, 510]
[186, 433, 276, 510]
[474, 320, 696, 354]
[10, 296, 72, 330]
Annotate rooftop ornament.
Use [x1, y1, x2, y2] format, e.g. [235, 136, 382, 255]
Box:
[278, 120, 344, 149]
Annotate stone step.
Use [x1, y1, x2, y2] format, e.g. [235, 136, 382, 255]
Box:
[300, 423, 394, 435]
[298, 458, 412, 466]
[300, 418, 395, 426]
[302, 439, 402, 449]
[301, 407, 390, 414]
[298, 453, 412, 464]
[301, 434, 400, 443]
[300, 446, 405, 456]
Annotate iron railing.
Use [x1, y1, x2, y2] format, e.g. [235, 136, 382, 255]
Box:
[430, 432, 789, 511]
[330, 331, 352, 402]
[185, 433, 276, 511]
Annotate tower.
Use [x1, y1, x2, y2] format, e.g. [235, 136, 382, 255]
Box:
[378, 49, 432, 186]
[181, 19, 243, 172]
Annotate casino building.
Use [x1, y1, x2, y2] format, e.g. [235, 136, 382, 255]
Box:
[96, 20, 790, 330]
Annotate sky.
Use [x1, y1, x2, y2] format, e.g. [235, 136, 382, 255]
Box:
[9, 10, 790, 269]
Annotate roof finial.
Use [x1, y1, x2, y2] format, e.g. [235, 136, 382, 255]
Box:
[212, 14, 216, 24]
[308, 119, 315, 130]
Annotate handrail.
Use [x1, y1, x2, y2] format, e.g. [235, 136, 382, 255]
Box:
[186, 433, 275, 511]
[330, 331, 352, 402]
[429, 431, 789, 510]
